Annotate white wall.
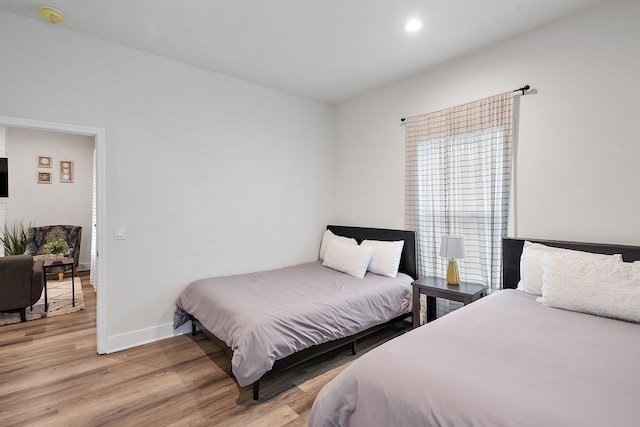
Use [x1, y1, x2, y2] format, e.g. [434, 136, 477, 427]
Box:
[334, 0, 640, 246]
[0, 10, 335, 351]
[5, 128, 94, 269]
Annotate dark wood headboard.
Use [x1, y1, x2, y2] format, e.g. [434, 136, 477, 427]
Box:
[503, 237, 640, 289]
[328, 225, 417, 280]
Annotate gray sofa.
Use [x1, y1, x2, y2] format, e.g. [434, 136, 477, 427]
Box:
[0, 255, 45, 322]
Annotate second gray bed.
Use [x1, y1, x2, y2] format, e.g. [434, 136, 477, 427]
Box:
[309, 288, 640, 426]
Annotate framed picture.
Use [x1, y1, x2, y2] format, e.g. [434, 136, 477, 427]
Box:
[60, 160, 74, 183]
[37, 172, 52, 184]
[37, 155, 52, 168]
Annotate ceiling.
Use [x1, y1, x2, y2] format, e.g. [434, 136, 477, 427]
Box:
[0, 0, 608, 104]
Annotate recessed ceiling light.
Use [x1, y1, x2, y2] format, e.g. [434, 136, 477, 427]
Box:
[404, 19, 422, 32]
[39, 6, 64, 24]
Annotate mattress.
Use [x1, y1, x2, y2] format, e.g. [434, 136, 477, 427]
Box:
[175, 261, 412, 387]
[309, 289, 640, 427]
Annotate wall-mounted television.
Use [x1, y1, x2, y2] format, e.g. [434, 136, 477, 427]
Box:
[0, 157, 8, 198]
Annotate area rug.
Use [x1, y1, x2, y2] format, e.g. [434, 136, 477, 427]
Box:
[0, 276, 85, 326]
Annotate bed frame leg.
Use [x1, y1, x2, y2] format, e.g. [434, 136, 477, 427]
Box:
[253, 381, 260, 400]
[351, 340, 357, 355]
[191, 322, 197, 336]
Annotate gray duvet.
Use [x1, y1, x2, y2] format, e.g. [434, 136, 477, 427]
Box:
[309, 289, 640, 427]
[174, 261, 412, 387]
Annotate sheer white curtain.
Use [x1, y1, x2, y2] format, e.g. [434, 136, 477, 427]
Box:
[90, 148, 97, 289]
[405, 92, 514, 294]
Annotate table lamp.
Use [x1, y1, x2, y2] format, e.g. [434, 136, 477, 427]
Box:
[439, 235, 465, 285]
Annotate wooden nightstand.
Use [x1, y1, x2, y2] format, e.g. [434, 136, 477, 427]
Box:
[412, 277, 487, 328]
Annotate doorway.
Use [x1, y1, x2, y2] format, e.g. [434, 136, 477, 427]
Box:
[0, 115, 106, 354]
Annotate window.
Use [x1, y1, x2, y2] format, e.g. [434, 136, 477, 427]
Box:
[405, 92, 514, 291]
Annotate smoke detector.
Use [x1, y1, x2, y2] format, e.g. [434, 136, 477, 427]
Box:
[39, 6, 64, 24]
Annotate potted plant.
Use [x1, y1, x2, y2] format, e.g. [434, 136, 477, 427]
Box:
[44, 239, 69, 262]
[1, 222, 30, 256]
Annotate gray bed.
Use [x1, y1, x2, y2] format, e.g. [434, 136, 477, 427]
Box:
[309, 237, 640, 427]
[174, 225, 417, 399]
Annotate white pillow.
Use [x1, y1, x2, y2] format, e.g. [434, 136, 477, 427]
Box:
[319, 229, 357, 261]
[518, 241, 622, 296]
[360, 239, 404, 277]
[539, 252, 640, 323]
[322, 240, 373, 278]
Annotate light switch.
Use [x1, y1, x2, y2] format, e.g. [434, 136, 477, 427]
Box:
[115, 226, 125, 240]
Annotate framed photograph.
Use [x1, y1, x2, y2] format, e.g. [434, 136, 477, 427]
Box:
[60, 160, 74, 183]
[37, 155, 52, 168]
[37, 172, 52, 184]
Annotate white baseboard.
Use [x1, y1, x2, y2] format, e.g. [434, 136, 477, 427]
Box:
[105, 321, 192, 354]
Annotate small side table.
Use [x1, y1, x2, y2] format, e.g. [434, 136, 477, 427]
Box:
[42, 257, 76, 312]
[412, 277, 487, 328]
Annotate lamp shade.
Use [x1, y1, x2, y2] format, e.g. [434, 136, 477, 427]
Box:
[439, 235, 465, 260]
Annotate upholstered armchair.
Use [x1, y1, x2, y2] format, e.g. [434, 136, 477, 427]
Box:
[0, 255, 45, 322]
[25, 225, 82, 280]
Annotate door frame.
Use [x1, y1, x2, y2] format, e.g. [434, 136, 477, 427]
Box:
[0, 115, 107, 354]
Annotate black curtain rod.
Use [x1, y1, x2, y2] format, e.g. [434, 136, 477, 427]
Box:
[400, 84, 530, 122]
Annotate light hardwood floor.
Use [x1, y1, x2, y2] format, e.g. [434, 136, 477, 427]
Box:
[0, 272, 409, 426]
